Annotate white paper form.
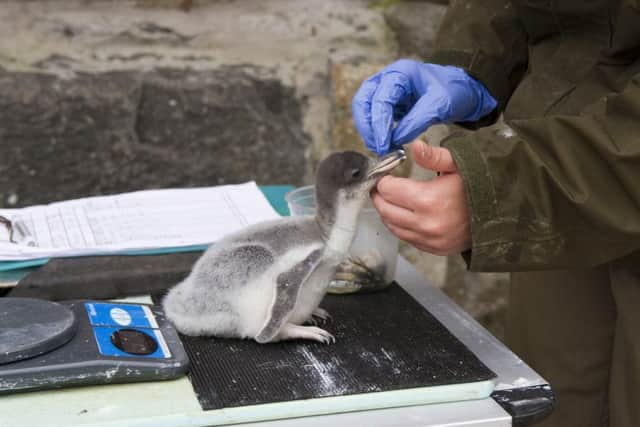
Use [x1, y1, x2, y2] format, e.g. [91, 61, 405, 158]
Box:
[0, 182, 280, 261]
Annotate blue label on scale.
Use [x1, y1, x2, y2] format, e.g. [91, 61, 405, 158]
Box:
[92, 326, 171, 359]
[84, 302, 157, 329]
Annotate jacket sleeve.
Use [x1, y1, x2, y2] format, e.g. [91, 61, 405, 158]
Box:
[429, 0, 529, 115]
[443, 72, 640, 271]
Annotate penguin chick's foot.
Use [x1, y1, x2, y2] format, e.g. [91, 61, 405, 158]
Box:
[275, 323, 335, 344]
[305, 307, 332, 326]
[312, 307, 332, 322]
[305, 317, 320, 326]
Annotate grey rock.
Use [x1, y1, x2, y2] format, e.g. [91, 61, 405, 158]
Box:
[0, 66, 308, 208]
[384, 1, 448, 59]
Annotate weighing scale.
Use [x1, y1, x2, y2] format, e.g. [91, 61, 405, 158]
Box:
[0, 298, 189, 394]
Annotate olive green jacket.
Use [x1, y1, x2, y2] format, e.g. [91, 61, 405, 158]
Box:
[431, 0, 640, 271]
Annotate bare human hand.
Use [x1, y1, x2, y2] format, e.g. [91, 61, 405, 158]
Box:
[372, 140, 471, 255]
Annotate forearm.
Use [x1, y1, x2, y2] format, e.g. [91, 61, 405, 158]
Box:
[429, 0, 528, 115]
[444, 73, 640, 271]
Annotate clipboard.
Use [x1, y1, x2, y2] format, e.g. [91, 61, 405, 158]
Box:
[0, 185, 293, 272]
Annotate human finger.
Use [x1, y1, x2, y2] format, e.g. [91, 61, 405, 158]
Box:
[382, 220, 451, 255]
[411, 140, 457, 173]
[370, 72, 410, 155]
[391, 93, 441, 146]
[375, 175, 423, 210]
[351, 78, 379, 153]
[371, 190, 418, 230]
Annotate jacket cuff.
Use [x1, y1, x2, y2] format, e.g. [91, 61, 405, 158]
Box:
[429, 49, 511, 115]
[441, 132, 498, 271]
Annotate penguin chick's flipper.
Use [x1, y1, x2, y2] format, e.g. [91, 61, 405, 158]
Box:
[255, 249, 324, 343]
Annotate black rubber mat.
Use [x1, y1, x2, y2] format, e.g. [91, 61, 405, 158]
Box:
[155, 283, 496, 410]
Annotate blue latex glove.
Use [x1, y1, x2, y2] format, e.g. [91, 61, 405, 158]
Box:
[352, 59, 497, 155]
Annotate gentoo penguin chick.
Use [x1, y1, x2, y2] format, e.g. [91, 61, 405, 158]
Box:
[162, 150, 405, 344]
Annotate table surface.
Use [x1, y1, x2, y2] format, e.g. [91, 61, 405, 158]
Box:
[0, 257, 548, 427]
[0, 186, 549, 426]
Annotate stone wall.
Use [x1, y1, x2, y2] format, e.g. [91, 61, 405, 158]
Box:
[0, 0, 396, 206]
[0, 67, 308, 206]
[0, 0, 509, 340]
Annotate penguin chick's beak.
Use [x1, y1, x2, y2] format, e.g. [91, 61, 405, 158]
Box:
[366, 149, 406, 180]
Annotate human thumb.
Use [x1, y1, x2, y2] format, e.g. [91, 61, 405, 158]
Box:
[411, 140, 457, 173]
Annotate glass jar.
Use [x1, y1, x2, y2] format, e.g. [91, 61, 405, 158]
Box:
[285, 185, 398, 294]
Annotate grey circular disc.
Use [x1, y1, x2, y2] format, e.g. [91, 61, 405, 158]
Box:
[0, 298, 76, 364]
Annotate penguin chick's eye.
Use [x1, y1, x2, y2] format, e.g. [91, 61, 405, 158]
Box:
[347, 168, 362, 182]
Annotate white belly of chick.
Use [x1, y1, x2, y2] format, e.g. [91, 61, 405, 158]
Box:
[234, 244, 324, 337]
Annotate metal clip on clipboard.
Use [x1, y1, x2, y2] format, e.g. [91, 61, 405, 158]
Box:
[0, 216, 37, 247]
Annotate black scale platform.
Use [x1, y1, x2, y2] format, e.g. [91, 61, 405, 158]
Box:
[156, 283, 496, 411]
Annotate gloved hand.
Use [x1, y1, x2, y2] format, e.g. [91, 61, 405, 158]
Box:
[352, 59, 497, 155]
